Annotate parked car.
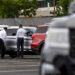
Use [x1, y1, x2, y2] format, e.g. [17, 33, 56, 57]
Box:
[2, 26, 37, 58]
[31, 24, 48, 54]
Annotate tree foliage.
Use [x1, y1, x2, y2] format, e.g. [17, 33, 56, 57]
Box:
[18, 0, 38, 17]
[56, 0, 72, 16]
[0, 0, 38, 18]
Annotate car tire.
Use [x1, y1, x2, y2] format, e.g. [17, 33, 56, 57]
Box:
[37, 42, 44, 55]
[60, 65, 69, 75]
[32, 41, 44, 55]
[9, 50, 17, 58]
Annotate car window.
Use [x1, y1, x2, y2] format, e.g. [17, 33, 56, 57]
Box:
[7, 29, 17, 36]
[6, 28, 36, 36]
[35, 26, 48, 33]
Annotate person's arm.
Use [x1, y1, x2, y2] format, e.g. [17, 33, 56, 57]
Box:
[16, 29, 19, 37]
[4, 32, 7, 39]
[2, 31, 7, 39]
[16, 29, 19, 41]
[24, 29, 27, 36]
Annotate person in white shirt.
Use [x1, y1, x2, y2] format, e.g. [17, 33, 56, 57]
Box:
[0, 27, 7, 59]
[16, 24, 26, 58]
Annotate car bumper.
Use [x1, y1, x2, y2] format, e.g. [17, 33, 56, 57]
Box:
[32, 47, 38, 51]
[31, 47, 40, 54]
[40, 63, 60, 75]
[6, 46, 32, 52]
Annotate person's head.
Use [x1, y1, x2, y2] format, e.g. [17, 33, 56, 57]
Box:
[4, 27, 7, 31]
[19, 24, 23, 28]
[68, 0, 75, 15]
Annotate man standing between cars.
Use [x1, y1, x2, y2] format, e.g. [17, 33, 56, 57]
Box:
[16, 24, 26, 59]
[0, 27, 7, 59]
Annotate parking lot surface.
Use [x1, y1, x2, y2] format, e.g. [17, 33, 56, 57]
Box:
[0, 55, 40, 75]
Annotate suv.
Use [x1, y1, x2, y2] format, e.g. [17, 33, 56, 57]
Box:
[3, 26, 36, 58]
[40, 16, 75, 75]
[31, 24, 48, 54]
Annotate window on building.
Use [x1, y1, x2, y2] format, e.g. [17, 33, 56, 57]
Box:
[38, 0, 54, 8]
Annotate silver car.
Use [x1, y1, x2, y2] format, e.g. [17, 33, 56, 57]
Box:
[3, 26, 36, 58]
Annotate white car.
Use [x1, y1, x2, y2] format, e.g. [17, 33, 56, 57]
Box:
[3, 26, 37, 58]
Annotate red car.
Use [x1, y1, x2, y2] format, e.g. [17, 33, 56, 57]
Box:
[31, 24, 48, 54]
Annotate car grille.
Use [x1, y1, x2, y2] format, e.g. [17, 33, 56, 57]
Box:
[69, 28, 75, 58]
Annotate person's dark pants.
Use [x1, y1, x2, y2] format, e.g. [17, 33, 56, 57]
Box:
[17, 38, 24, 58]
[0, 38, 6, 59]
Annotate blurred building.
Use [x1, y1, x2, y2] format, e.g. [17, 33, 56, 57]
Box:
[36, 0, 55, 17]
[37, 0, 53, 8]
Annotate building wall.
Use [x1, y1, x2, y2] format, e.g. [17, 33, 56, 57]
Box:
[0, 17, 53, 26]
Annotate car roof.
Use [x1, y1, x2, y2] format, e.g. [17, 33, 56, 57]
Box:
[37, 24, 48, 28]
[8, 26, 37, 32]
[49, 16, 68, 28]
[0, 25, 9, 27]
[8, 26, 36, 29]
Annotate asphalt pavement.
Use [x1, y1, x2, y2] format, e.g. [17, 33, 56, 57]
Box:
[0, 55, 40, 75]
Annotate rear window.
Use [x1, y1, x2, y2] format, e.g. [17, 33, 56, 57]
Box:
[6, 28, 36, 36]
[7, 29, 17, 36]
[35, 26, 48, 33]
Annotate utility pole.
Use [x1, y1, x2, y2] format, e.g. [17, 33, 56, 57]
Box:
[47, 2, 50, 16]
[53, 0, 56, 16]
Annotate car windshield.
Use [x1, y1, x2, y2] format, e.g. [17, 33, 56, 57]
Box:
[35, 26, 48, 33]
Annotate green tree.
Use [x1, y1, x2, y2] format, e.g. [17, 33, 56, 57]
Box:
[0, 0, 38, 18]
[0, 0, 21, 18]
[19, 0, 38, 17]
[56, 0, 72, 16]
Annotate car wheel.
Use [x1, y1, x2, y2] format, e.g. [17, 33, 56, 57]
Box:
[32, 42, 44, 55]
[38, 42, 44, 55]
[60, 65, 69, 75]
[9, 50, 17, 58]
